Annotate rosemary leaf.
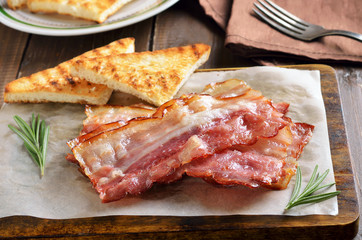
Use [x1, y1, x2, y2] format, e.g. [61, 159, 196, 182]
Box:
[314, 182, 336, 192]
[41, 124, 50, 176]
[9, 114, 50, 177]
[298, 169, 329, 199]
[31, 113, 36, 135]
[304, 164, 318, 190]
[24, 144, 42, 168]
[288, 166, 302, 204]
[14, 115, 34, 141]
[285, 165, 340, 210]
[8, 125, 38, 153]
[286, 191, 341, 209]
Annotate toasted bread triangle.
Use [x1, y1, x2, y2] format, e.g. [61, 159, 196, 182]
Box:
[7, 0, 134, 23]
[4, 37, 135, 105]
[7, 0, 27, 9]
[70, 44, 211, 106]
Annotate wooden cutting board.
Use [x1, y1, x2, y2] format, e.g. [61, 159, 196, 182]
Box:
[0, 64, 358, 239]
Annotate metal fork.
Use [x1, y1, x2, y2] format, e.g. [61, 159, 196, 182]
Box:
[253, 0, 362, 42]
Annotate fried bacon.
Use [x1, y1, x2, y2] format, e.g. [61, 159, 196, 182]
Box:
[158, 126, 292, 185]
[67, 79, 313, 202]
[68, 89, 288, 202]
[159, 121, 313, 189]
[203, 79, 290, 115]
[81, 104, 155, 135]
[66, 104, 156, 163]
[158, 81, 313, 189]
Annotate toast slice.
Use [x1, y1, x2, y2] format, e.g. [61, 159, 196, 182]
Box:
[7, 0, 27, 9]
[4, 37, 135, 105]
[26, 0, 134, 23]
[70, 44, 211, 106]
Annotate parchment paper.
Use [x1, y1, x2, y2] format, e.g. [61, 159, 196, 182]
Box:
[0, 66, 338, 219]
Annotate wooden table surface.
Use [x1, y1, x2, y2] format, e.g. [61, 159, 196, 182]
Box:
[0, 0, 361, 239]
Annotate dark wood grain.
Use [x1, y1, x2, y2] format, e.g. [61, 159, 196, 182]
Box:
[335, 67, 362, 240]
[0, 25, 29, 103]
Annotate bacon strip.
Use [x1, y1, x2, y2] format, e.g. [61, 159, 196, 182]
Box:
[271, 121, 314, 189]
[158, 80, 312, 189]
[185, 123, 312, 188]
[81, 104, 155, 135]
[67, 79, 313, 202]
[203, 79, 290, 113]
[68, 90, 288, 202]
[66, 104, 155, 163]
[159, 121, 313, 190]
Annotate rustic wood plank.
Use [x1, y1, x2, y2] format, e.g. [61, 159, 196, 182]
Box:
[0, 24, 29, 105]
[152, 0, 255, 69]
[335, 66, 362, 240]
[17, 19, 153, 78]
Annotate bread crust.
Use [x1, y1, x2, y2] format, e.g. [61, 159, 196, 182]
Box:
[7, 0, 27, 9]
[4, 37, 135, 105]
[71, 44, 211, 106]
[27, 0, 134, 23]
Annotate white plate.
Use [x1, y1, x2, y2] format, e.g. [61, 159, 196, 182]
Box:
[0, 0, 178, 36]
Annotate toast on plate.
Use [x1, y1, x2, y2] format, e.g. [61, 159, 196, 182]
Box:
[7, 0, 134, 22]
[4, 37, 135, 105]
[70, 43, 211, 106]
[7, 0, 27, 9]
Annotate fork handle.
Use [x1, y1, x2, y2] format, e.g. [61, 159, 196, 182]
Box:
[321, 30, 362, 42]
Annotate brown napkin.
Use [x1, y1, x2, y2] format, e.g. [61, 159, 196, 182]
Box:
[199, 0, 362, 63]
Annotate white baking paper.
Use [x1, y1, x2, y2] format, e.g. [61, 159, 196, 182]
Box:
[0, 66, 338, 219]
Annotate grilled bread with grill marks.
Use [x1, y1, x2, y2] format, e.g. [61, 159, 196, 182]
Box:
[70, 44, 211, 106]
[4, 37, 135, 105]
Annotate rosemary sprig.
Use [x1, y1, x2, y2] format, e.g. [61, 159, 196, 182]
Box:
[8, 114, 50, 177]
[285, 165, 340, 210]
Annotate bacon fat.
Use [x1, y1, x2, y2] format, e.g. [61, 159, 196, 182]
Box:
[67, 79, 313, 202]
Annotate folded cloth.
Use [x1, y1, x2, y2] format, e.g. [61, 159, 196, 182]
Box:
[199, 0, 362, 63]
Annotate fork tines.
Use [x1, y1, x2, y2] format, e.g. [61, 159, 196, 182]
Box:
[253, 0, 308, 36]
